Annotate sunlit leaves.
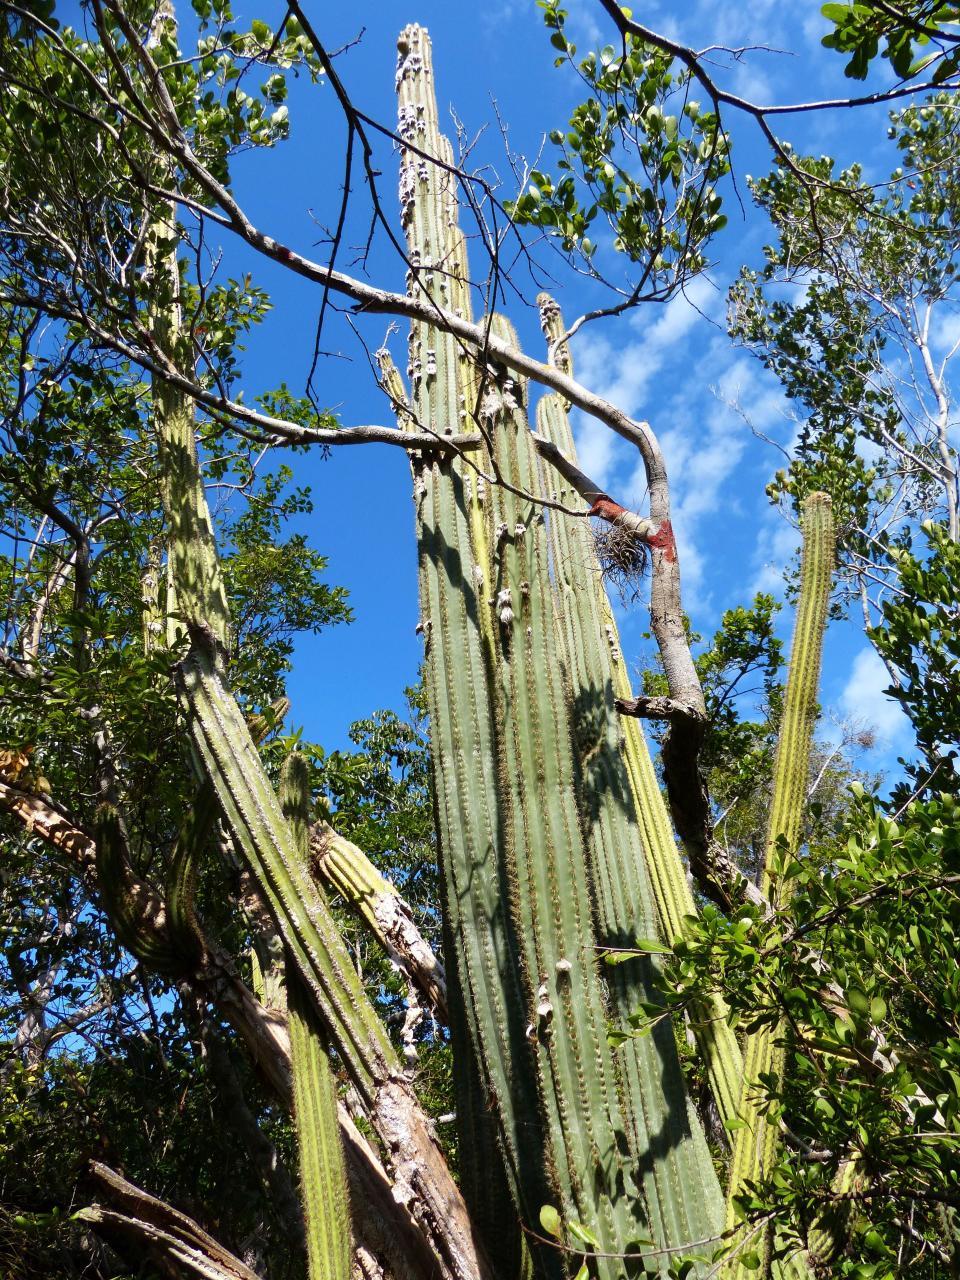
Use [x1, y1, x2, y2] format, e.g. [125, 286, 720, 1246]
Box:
[646, 784, 960, 1267]
[508, 2, 729, 297]
[821, 1, 960, 86]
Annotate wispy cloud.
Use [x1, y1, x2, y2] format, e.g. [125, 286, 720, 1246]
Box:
[749, 511, 800, 595]
[838, 648, 910, 747]
[565, 284, 788, 610]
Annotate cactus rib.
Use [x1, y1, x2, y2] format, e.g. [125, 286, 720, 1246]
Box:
[311, 822, 448, 1024]
[398, 26, 727, 1271]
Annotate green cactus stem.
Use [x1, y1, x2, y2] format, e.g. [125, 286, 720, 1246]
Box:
[280, 751, 352, 1280]
[140, 542, 165, 654]
[398, 25, 728, 1272]
[481, 316, 640, 1253]
[762, 493, 835, 901]
[397, 26, 555, 1276]
[141, 75, 486, 1273]
[175, 640, 490, 1280]
[94, 804, 189, 974]
[536, 293, 743, 1138]
[490, 313, 723, 1257]
[164, 790, 211, 965]
[144, 212, 231, 652]
[724, 493, 834, 1279]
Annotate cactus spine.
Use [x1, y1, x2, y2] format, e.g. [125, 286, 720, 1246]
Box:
[280, 752, 351, 1280]
[536, 294, 744, 1137]
[398, 25, 723, 1274]
[724, 493, 834, 1278]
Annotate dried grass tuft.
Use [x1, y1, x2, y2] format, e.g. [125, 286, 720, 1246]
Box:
[592, 519, 648, 603]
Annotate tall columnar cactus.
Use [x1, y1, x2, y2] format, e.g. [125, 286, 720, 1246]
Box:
[397, 30, 552, 1274]
[141, 38, 485, 1267]
[397, 25, 723, 1275]
[144, 184, 356, 1272]
[724, 493, 834, 1279]
[280, 752, 351, 1280]
[536, 294, 744, 1136]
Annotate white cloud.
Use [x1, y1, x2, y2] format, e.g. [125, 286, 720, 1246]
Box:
[635, 275, 720, 346]
[731, 62, 774, 108]
[572, 413, 625, 490]
[838, 648, 910, 746]
[932, 309, 960, 357]
[564, 0, 604, 46]
[572, 330, 659, 416]
[749, 513, 800, 595]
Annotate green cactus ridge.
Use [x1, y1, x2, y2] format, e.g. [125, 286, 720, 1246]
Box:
[143, 150, 355, 1280]
[312, 822, 449, 1023]
[397, 29, 552, 1273]
[145, 203, 231, 653]
[281, 751, 352, 1280]
[763, 493, 835, 897]
[94, 804, 186, 974]
[535, 293, 744, 1139]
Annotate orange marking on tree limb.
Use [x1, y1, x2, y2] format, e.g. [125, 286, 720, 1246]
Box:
[587, 496, 626, 521]
[647, 518, 677, 562]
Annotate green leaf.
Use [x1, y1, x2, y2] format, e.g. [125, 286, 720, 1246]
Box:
[632, 937, 673, 954]
[567, 1219, 600, 1248]
[539, 1204, 562, 1238]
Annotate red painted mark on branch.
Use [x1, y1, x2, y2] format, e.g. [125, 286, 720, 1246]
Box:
[647, 519, 677, 563]
[588, 496, 626, 522]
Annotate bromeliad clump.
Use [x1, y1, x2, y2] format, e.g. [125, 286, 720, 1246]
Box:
[592, 517, 649, 602]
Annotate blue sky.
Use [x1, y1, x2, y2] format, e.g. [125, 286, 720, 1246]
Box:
[66, 1, 925, 768]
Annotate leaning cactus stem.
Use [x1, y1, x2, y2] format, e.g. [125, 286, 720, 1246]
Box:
[724, 493, 833, 1280]
[144, 62, 488, 1272]
[312, 821, 448, 1024]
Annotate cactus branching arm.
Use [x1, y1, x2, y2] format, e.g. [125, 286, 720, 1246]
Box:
[311, 822, 448, 1025]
